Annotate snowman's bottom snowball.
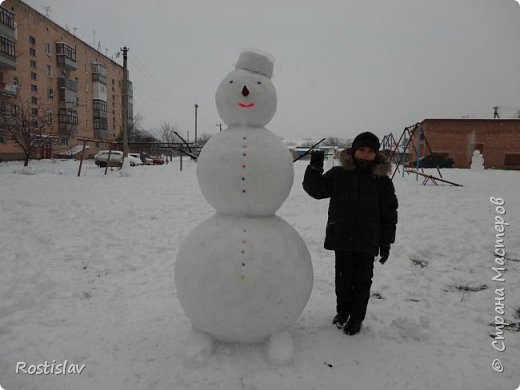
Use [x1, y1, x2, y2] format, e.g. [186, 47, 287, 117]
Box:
[175, 213, 313, 344]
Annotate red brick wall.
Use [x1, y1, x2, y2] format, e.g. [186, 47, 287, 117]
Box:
[410, 119, 520, 170]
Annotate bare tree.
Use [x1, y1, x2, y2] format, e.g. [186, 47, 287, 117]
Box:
[325, 136, 351, 147]
[160, 122, 183, 160]
[160, 121, 181, 145]
[0, 97, 56, 166]
[325, 136, 340, 146]
[127, 113, 144, 143]
[196, 133, 212, 146]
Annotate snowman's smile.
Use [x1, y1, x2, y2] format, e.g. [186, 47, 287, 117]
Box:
[239, 102, 255, 109]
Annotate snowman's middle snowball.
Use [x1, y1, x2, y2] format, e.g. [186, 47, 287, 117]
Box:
[197, 127, 293, 216]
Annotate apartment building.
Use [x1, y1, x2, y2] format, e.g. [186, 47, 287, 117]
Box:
[0, 0, 133, 160]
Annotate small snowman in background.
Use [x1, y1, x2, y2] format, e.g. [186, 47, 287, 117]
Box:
[175, 49, 313, 366]
[470, 149, 484, 171]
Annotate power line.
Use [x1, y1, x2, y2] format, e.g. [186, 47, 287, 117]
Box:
[128, 52, 217, 127]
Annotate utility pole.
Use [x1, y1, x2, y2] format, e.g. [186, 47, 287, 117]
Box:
[194, 104, 198, 144]
[493, 106, 500, 119]
[121, 46, 129, 157]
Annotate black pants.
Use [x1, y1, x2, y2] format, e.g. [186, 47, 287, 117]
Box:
[335, 251, 374, 321]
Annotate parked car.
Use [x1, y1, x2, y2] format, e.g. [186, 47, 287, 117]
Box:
[137, 152, 154, 165]
[127, 153, 144, 166]
[408, 154, 454, 169]
[94, 150, 123, 168]
[152, 155, 165, 165]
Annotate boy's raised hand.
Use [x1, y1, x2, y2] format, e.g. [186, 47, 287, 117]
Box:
[310, 150, 325, 169]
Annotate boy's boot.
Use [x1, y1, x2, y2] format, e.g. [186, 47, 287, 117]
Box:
[332, 313, 349, 329]
[344, 318, 362, 335]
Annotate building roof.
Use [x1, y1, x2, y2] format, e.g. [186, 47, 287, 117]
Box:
[7, 0, 124, 70]
[422, 118, 520, 124]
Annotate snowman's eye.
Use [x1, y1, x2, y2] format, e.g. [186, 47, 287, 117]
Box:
[257, 81, 262, 85]
[229, 80, 234, 84]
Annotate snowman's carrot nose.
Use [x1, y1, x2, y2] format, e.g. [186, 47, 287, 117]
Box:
[242, 86, 250, 97]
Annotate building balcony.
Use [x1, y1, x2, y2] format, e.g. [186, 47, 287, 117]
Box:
[58, 108, 78, 134]
[0, 82, 17, 97]
[92, 63, 107, 85]
[58, 77, 77, 92]
[59, 122, 78, 135]
[94, 129, 108, 138]
[0, 110, 16, 127]
[93, 109, 107, 119]
[56, 42, 77, 71]
[0, 36, 16, 70]
[0, 8, 15, 40]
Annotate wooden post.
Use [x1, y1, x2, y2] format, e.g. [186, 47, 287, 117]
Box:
[77, 139, 87, 177]
[180, 144, 183, 171]
[105, 145, 113, 175]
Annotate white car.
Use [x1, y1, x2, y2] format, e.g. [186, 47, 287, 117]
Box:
[94, 150, 123, 168]
[127, 153, 144, 166]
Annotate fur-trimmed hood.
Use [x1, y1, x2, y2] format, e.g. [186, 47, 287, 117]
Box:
[339, 150, 392, 177]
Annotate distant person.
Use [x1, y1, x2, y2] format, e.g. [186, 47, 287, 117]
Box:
[302, 132, 398, 335]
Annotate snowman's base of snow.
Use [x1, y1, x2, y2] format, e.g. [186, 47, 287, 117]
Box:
[175, 213, 313, 365]
[183, 326, 294, 366]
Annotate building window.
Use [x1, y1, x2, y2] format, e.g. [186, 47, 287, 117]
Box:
[47, 88, 54, 100]
[0, 8, 15, 29]
[0, 36, 16, 58]
[85, 81, 89, 92]
[93, 99, 107, 112]
[94, 118, 108, 130]
[31, 72, 37, 81]
[47, 65, 52, 77]
[55, 43, 76, 61]
[59, 109, 78, 124]
[30, 60, 37, 68]
[31, 84, 38, 93]
[47, 111, 53, 123]
[31, 96, 38, 105]
[29, 47, 36, 56]
[32, 108, 38, 116]
[45, 42, 51, 55]
[29, 36, 36, 45]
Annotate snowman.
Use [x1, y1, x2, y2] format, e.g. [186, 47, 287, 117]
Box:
[175, 49, 313, 365]
[470, 149, 484, 171]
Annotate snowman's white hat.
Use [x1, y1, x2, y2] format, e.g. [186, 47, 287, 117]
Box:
[235, 49, 274, 79]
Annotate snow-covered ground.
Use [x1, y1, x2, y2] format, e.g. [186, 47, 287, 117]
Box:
[0, 158, 519, 390]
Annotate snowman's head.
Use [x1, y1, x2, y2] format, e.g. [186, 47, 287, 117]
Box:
[216, 50, 277, 128]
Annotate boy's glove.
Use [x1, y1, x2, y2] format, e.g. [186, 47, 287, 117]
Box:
[310, 150, 325, 169]
[379, 245, 390, 264]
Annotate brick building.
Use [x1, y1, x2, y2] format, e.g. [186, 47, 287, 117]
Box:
[0, 0, 132, 161]
[410, 119, 520, 170]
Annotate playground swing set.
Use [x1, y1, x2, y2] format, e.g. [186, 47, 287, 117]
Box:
[381, 123, 462, 187]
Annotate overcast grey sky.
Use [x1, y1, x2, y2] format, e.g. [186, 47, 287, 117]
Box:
[23, 0, 520, 141]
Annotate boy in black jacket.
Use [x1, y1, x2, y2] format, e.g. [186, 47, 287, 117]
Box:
[302, 132, 398, 335]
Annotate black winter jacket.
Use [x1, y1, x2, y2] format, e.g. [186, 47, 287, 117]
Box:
[302, 151, 398, 256]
